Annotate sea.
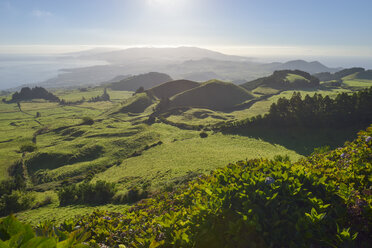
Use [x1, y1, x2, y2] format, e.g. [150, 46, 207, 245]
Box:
[0, 54, 108, 90]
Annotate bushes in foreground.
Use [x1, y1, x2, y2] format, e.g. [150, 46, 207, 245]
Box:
[2, 127, 371, 247]
[58, 180, 117, 206]
[0, 215, 89, 247]
[61, 126, 371, 247]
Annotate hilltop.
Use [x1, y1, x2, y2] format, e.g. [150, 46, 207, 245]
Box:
[241, 70, 320, 92]
[147, 79, 200, 99]
[169, 80, 254, 111]
[107, 72, 172, 91]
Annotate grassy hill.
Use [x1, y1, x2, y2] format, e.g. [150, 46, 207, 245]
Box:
[242, 70, 319, 92]
[169, 80, 254, 111]
[147, 79, 200, 99]
[107, 72, 172, 91]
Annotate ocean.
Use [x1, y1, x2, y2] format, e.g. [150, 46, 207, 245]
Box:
[0, 54, 108, 90]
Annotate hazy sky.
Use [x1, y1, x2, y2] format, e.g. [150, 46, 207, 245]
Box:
[0, 0, 371, 57]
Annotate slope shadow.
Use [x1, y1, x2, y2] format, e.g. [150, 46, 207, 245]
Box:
[223, 125, 366, 156]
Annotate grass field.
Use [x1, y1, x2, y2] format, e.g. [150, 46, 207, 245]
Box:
[93, 131, 302, 190]
[285, 73, 309, 83]
[340, 72, 372, 89]
[0, 85, 362, 224]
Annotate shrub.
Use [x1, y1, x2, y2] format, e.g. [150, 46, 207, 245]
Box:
[312, 145, 331, 154]
[199, 131, 208, 138]
[32, 196, 53, 209]
[19, 143, 37, 153]
[81, 117, 94, 125]
[0, 215, 89, 247]
[113, 186, 148, 204]
[0, 190, 35, 216]
[58, 181, 117, 206]
[273, 154, 290, 162]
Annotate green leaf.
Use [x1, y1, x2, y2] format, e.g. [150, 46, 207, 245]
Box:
[149, 239, 164, 248]
[20, 237, 56, 248]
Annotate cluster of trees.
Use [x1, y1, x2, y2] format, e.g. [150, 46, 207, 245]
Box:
[60, 88, 110, 105]
[88, 88, 110, 102]
[3, 87, 60, 103]
[219, 87, 372, 130]
[59, 98, 85, 105]
[58, 180, 117, 206]
[0, 176, 32, 216]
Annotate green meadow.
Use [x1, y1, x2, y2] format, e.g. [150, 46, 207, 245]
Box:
[0, 80, 368, 224]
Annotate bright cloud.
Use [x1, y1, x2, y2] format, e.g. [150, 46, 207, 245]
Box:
[31, 9, 53, 17]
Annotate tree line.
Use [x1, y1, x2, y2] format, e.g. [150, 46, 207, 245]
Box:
[218, 87, 372, 131]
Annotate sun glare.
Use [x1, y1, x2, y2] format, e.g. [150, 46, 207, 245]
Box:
[147, 0, 186, 9]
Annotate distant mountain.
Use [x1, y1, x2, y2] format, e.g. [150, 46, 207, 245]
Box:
[180, 71, 221, 82]
[169, 80, 254, 111]
[264, 60, 340, 74]
[102, 75, 131, 84]
[79, 46, 249, 64]
[241, 70, 320, 91]
[147, 80, 200, 99]
[30, 47, 340, 90]
[107, 72, 172, 91]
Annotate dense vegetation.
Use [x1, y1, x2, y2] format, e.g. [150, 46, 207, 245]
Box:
[4, 126, 368, 247]
[0, 215, 89, 247]
[218, 86, 372, 130]
[3, 87, 60, 103]
[58, 180, 117, 206]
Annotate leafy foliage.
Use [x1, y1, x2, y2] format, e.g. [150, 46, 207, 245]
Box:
[0, 190, 35, 216]
[49, 126, 371, 247]
[0, 215, 89, 247]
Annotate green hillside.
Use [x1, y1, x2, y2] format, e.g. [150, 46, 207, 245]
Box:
[242, 70, 319, 92]
[314, 67, 365, 81]
[6, 126, 368, 247]
[108, 72, 172, 91]
[169, 80, 254, 111]
[147, 79, 200, 99]
[315, 68, 372, 89]
[115, 92, 155, 113]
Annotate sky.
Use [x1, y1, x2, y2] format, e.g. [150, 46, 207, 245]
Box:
[0, 0, 372, 57]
